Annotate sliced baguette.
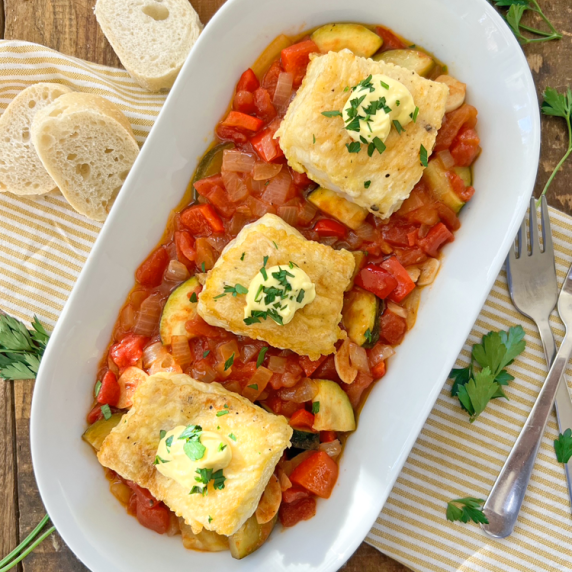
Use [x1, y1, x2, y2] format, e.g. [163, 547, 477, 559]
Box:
[94, 0, 203, 92]
[31, 93, 140, 221]
[0, 83, 73, 196]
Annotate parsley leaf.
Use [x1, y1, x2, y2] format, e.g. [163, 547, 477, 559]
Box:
[346, 141, 361, 153]
[472, 326, 525, 379]
[159, 429, 166, 440]
[410, 106, 419, 123]
[446, 497, 489, 525]
[364, 328, 373, 345]
[256, 346, 269, 368]
[248, 384, 258, 390]
[212, 469, 226, 490]
[184, 439, 206, 461]
[154, 456, 170, 465]
[321, 110, 343, 117]
[224, 353, 235, 371]
[216, 410, 230, 417]
[393, 119, 404, 134]
[420, 144, 428, 167]
[203, 350, 210, 358]
[364, 180, 371, 189]
[229, 433, 237, 441]
[190, 292, 198, 303]
[101, 404, 112, 420]
[94, 380, 102, 398]
[554, 428, 572, 464]
[240, 252, 245, 261]
[312, 401, 320, 414]
[456, 367, 498, 422]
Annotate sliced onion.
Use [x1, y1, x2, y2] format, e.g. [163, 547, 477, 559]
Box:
[222, 149, 256, 173]
[228, 211, 250, 236]
[272, 72, 293, 110]
[165, 242, 177, 260]
[246, 195, 274, 217]
[148, 352, 181, 375]
[240, 343, 260, 363]
[335, 338, 358, 384]
[369, 343, 395, 366]
[217, 340, 239, 364]
[129, 289, 149, 310]
[268, 355, 287, 373]
[119, 304, 136, 331]
[262, 170, 292, 205]
[345, 231, 363, 250]
[222, 170, 249, 202]
[191, 361, 217, 383]
[277, 468, 292, 491]
[164, 259, 190, 283]
[133, 296, 162, 336]
[280, 371, 302, 388]
[253, 162, 282, 181]
[355, 223, 377, 242]
[403, 287, 421, 331]
[319, 236, 337, 247]
[418, 257, 440, 286]
[298, 200, 318, 224]
[406, 266, 421, 283]
[438, 149, 455, 169]
[319, 439, 342, 459]
[142, 341, 169, 369]
[243, 366, 273, 398]
[277, 205, 298, 226]
[349, 343, 371, 374]
[171, 335, 192, 367]
[278, 378, 318, 403]
[205, 235, 228, 253]
[387, 301, 408, 319]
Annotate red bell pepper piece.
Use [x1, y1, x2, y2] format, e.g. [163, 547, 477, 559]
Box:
[236, 68, 260, 92]
[290, 451, 339, 499]
[289, 409, 315, 431]
[313, 219, 347, 238]
[375, 26, 407, 49]
[96, 370, 120, 407]
[320, 430, 337, 443]
[233, 90, 255, 114]
[86, 404, 104, 425]
[181, 204, 224, 235]
[281, 40, 319, 87]
[418, 222, 454, 257]
[279, 497, 316, 527]
[355, 263, 398, 300]
[380, 311, 407, 346]
[222, 111, 264, 132]
[250, 120, 284, 162]
[110, 333, 148, 368]
[370, 360, 387, 380]
[253, 88, 277, 123]
[282, 484, 312, 504]
[135, 247, 169, 287]
[451, 127, 481, 167]
[174, 230, 196, 264]
[381, 257, 416, 303]
[126, 482, 171, 534]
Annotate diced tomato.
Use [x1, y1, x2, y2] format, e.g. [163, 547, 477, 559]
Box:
[265, 393, 283, 415]
[185, 315, 221, 338]
[375, 26, 407, 49]
[434, 104, 478, 152]
[203, 186, 235, 219]
[355, 263, 398, 300]
[261, 60, 282, 98]
[435, 202, 461, 231]
[313, 219, 347, 238]
[175, 230, 196, 265]
[215, 123, 248, 144]
[393, 247, 427, 267]
[127, 482, 170, 535]
[312, 355, 339, 382]
[371, 360, 386, 379]
[251, 122, 284, 162]
[406, 206, 440, 226]
[381, 257, 416, 303]
[222, 111, 264, 132]
[281, 40, 319, 87]
[290, 451, 339, 499]
[291, 170, 312, 188]
[253, 88, 277, 122]
[96, 370, 120, 406]
[282, 484, 312, 504]
[236, 68, 260, 92]
[181, 204, 224, 235]
[446, 171, 467, 200]
[343, 371, 375, 409]
[194, 174, 224, 198]
[380, 310, 407, 346]
[86, 404, 104, 424]
[299, 354, 327, 377]
[320, 431, 337, 443]
[233, 90, 255, 114]
[279, 497, 316, 527]
[110, 333, 148, 368]
[289, 409, 315, 431]
[418, 222, 454, 257]
[135, 247, 169, 288]
[450, 127, 481, 167]
[381, 223, 419, 246]
[459, 185, 475, 202]
[229, 361, 257, 382]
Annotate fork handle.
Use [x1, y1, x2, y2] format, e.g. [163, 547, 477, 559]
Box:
[481, 332, 572, 538]
[537, 318, 572, 504]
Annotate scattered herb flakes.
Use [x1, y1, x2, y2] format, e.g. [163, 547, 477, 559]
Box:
[166, 435, 174, 450]
[364, 328, 373, 344]
[313, 134, 316, 144]
[273, 241, 279, 250]
[364, 180, 371, 189]
[159, 429, 167, 440]
[256, 346, 269, 368]
[212, 469, 226, 490]
[346, 141, 361, 153]
[248, 384, 259, 390]
[312, 402, 320, 414]
[554, 428, 572, 464]
[218, 442, 227, 452]
[154, 456, 170, 465]
[321, 110, 343, 118]
[410, 106, 419, 123]
[393, 119, 404, 134]
[229, 433, 237, 441]
[201, 262, 206, 273]
[344, 86, 350, 92]
[372, 137, 386, 155]
[396, 99, 400, 106]
[296, 289, 305, 303]
[178, 425, 202, 440]
[240, 252, 245, 261]
[260, 266, 268, 281]
[190, 292, 198, 304]
[224, 353, 235, 371]
[203, 350, 210, 358]
[420, 144, 428, 167]
[446, 497, 488, 525]
[184, 439, 206, 461]
[94, 380, 102, 398]
[101, 404, 112, 420]
[380, 80, 390, 89]
[208, 515, 213, 523]
[216, 410, 230, 417]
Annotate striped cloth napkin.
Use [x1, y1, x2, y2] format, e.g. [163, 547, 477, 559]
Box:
[0, 39, 571, 572]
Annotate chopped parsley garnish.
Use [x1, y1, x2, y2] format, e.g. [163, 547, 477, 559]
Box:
[154, 456, 170, 465]
[296, 289, 305, 303]
[240, 252, 245, 261]
[166, 435, 174, 450]
[229, 433, 237, 441]
[554, 429, 572, 463]
[354, 75, 374, 92]
[380, 80, 390, 89]
[177, 425, 205, 461]
[393, 120, 404, 134]
[321, 110, 343, 118]
[224, 353, 235, 371]
[203, 350, 210, 358]
[159, 429, 166, 440]
[313, 134, 316, 144]
[256, 346, 269, 368]
[346, 141, 361, 153]
[216, 410, 230, 417]
[248, 384, 258, 390]
[364, 180, 371, 189]
[368, 136, 386, 157]
[420, 145, 428, 167]
[190, 292, 198, 303]
[214, 283, 249, 299]
[178, 424, 201, 440]
[190, 485, 207, 496]
[208, 516, 213, 523]
[396, 100, 400, 106]
[288, 261, 298, 269]
[184, 439, 206, 461]
[410, 106, 419, 123]
[364, 328, 373, 344]
[201, 262, 206, 273]
[94, 380, 102, 398]
[446, 498, 489, 525]
[218, 442, 227, 452]
[212, 469, 226, 490]
[263, 255, 269, 267]
[312, 402, 320, 414]
[190, 467, 226, 495]
[260, 267, 268, 281]
[345, 116, 362, 133]
[101, 404, 112, 420]
[273, 241, 278, 249]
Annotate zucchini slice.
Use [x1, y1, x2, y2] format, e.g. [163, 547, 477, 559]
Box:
[82, 413, 123, 451]
[453, 166, 472, 187]
[342, 287, 382, 348]
[291, 429, 320, 451]
[229, 514, 277, 560]
[422, 159, 465, 213]
[311, 23, 383, 58]
[308, 187, 368, 230]
[159, 277, 200, 345]
[312, 380, 356, 432]
[372, 49, 435, 78]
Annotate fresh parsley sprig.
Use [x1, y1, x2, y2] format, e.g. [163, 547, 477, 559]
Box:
[0, 314, 49, 381]
[537, 87, 572, 204]
[446, 497, 489, 525]
[554, 428, 572, 464]
[449, 326, 526, 422]
[492, 0, 562, 44]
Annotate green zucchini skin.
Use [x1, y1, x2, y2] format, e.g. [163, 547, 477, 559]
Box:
[291, 429, 320, 450]
[342, 287, 383, 348]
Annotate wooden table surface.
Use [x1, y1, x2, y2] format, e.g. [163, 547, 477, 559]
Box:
[0, 0, 570, 571]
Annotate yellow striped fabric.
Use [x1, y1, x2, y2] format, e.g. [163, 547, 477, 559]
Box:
[368, 206, 572, 571]
[1, 40, 571, 572]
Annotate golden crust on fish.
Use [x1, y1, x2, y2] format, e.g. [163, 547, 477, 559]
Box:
[97, 373, 292, 537]
[275, 49, 449, 218]
[197, 214, 354, 359]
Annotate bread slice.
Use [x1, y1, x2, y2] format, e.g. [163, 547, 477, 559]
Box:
[31, 93, 140, 221]
[0, 83, 73, 196]
[94, 0, 203, 92]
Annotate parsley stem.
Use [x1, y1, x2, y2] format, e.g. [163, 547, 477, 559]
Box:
[538, 113, 572, 205]
[518, 24, 555, 37]
[0, 515, 54, 570]
[529, 0, 562, 37]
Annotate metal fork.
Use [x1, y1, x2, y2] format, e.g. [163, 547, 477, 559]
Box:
[482, 196, 572, 538]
